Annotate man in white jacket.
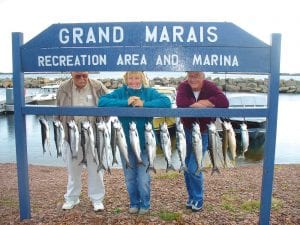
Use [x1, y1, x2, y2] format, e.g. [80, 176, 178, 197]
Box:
[56, 71, 108, 212]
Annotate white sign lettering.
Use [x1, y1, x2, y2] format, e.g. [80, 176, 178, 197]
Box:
[59, 26, 124, 45]
[193, 54, 239, 66]
[38, 54, 107, 66]
[156, 54, 178, 65]
[116, 54, 147, 65]
[145, 25, 218, 43]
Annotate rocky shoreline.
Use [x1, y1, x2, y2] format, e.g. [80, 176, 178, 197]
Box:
[0, 163, 299, 224]
[1, 75, 300, 93]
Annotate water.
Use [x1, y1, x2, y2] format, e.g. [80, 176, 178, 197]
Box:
[0, 93, 300, 167]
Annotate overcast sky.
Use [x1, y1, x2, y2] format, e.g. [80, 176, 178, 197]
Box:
[0, 0, 299, 73]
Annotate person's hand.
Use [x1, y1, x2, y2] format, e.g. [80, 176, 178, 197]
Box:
[190, 100, 214, 108]
[128, 96, 139, 106]
[132, 99, 144, 107]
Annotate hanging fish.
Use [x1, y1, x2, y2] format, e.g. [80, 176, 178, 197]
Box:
[240, 122, 249, 158]
[221, 121, 230, 168]
[39, 118, 51, 155]
[80, 121, 89, 166]
[110, 119, 118, 166]
[207, 122, 220, 175]
[227, 122, 237, 161]
[176, 120, 188, 173]
[53, 120, 65, 158]
[144, 122, 157, 173]
[192, 122, 205, 175]
[66, 120, 79, 160]
[159, 122, 175, 172]
[129, 121, 145, 166]
[95, 120, 106, 172]
[87, 121, 97, 163]
[113, 120, 132, 169]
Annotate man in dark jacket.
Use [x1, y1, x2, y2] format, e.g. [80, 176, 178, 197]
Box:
[176, 71, 229, 212]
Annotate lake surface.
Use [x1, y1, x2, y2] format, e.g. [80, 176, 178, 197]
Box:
[0, 93, 300, 167]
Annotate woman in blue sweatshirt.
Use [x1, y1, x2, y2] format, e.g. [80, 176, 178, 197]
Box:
[98, 71, 171, 214]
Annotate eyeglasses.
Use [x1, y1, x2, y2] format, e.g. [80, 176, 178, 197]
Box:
[74, 74, 88, 79]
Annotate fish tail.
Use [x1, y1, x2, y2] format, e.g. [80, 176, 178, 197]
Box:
[112, 157, 118, 166]
[137, 160, 145, 167]
[211, 167, 220, 175]
[79, 159, 87, 167]
[146, 165, 156, 174]
[166, 164, 176, 173]
[107, 167, 112, 175]
[126, 162, 132, 169]
[97, 163, 106, 173]
[179, 164, 188, 173]
[194, 166, 206, 175]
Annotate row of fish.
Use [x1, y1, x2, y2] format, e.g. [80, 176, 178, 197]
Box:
[39, 117, 249, 175]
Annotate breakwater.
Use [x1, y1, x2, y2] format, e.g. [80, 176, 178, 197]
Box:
[1, 75, 300, 93]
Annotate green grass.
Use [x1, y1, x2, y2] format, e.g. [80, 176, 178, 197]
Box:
[221, 193, 239, 212]
[221, 193, 284, 213]
[113, 207, 121, 214]
[158, 210, 182, 222]
[155, 171, 180, 179]
[241, 199, 260, 212]
[0, 197, 18, 208]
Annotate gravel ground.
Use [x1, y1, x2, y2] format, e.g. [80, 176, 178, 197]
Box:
[0, 163, 299, 225]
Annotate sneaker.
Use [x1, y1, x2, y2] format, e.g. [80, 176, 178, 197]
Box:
[128, 207, 139, 214]
[192, 201, 203, 212]
[138, 208, 150, 215]
[186, 200, 193, 209]
[62, 199, 80, 210]
[93, 202, 104, 212]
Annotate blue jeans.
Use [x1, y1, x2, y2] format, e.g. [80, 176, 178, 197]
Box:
[184, 128, 208, 205]
[120, 146, 151, 210]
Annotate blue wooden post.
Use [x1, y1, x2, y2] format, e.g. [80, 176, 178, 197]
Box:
[259, 33, 281, 225]
[12, 32, 31, 220]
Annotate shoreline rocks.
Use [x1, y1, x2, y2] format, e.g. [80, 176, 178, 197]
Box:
[1, 76, 300, 94]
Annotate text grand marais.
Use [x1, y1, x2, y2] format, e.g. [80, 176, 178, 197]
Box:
[58, 25, 218, 44]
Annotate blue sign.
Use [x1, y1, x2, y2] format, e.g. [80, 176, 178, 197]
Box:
[21, 22, 270, 72]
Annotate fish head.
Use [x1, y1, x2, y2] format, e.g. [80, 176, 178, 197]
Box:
[145, 122, 152, 131]
[82, 121, 91, 130]
[53, 120, 60, 128]
[129, 121, 137, 130]
[240, 123, 247, 130]
[192, 122, 200, 132]
[160, 122, 168, 132]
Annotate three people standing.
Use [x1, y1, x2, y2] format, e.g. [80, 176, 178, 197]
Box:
[57, 70, 228, 214]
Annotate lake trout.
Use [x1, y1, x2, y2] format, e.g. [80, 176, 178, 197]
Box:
[95, 120, 106, 172]
[80, 121, 89, 166]
[66, 120, 79, 160]
[53, 120, 65, 158]
[227, 122, 237, 161]
[103, 124, 112, 174]
[113, 120, 132, 169]
[192, 122, 205, 175]
[207, 122, 220, 175]
[129, 121, 144, 166]
[86, 121, 97, 163]
[39, 118, 51, 155]
[144, 122, 157, 173]
[221, 121, 230, 168]
[160, 122, 175, 172]
[110, 119, 118, 165]
[176, 120, 187, 173]
[240, 122, 249, 158]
